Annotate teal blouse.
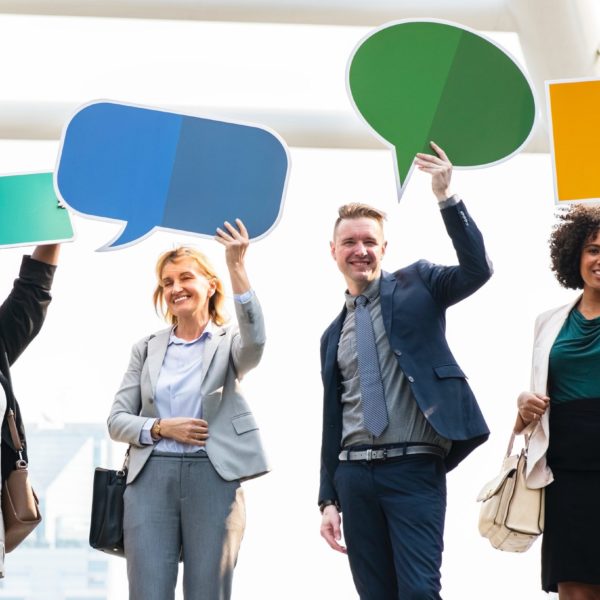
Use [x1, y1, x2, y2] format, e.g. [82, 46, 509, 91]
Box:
[548, 308, 600, 404]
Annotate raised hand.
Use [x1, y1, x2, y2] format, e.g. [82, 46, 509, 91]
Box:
[215, 218, 251, 295]
[414, 141, 453, 202]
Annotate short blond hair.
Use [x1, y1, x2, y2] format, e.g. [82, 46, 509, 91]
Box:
[333, 203, 387, 238]
[153, 246, 228, 326]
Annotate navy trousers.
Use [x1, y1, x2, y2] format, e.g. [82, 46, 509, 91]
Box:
[334, 454, 447, 600]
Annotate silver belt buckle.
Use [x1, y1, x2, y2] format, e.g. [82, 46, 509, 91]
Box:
[365, 449, 373, 462]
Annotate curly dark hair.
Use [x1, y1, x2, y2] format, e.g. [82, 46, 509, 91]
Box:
[550, 204, 600, 289]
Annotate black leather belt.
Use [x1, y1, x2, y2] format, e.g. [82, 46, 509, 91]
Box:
[338, 445, 445, 462]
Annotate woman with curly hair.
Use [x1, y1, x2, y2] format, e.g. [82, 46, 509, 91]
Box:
[515, 204, 600, 599]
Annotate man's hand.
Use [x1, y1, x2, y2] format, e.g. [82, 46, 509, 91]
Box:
[414, 141, 453, 202]
[320, 505, 347, 554]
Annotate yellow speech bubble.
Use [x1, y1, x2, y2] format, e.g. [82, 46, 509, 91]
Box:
[547, 78, 600, 203]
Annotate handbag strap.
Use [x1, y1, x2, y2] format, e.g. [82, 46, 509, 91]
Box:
[0, 354, 25, 456]
[5, 409, 23, 454]
[505, 430, 532, 458]
[118, 448, 130, 476]
[505, 432, 516, 457]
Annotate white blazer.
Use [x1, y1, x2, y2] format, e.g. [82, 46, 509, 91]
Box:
[107, 294, 270, 484]
[525, 296, 580, 488]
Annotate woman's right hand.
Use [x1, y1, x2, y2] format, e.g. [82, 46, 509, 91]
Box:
[516, 391, 549, 431]
[160, 418, 209, 446]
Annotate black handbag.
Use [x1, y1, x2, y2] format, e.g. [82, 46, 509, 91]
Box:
[89, 450, 129, 557]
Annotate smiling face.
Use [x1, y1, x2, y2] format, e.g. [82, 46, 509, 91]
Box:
[330, 217, 387, 295]
[160, 257, 216, 324]
[580, 230, 600, 295]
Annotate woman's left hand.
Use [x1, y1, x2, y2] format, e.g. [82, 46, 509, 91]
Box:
[215, 219, 252, 295]
[215, 219, 249, 269]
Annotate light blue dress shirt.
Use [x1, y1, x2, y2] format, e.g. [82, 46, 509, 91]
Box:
[140, 323, 212, 452]
[141, 290, 254, 451]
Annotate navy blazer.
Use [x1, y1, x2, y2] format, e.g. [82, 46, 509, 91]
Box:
[319, 200, 492, 506]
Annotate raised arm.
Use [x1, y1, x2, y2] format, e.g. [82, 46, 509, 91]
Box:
[215, 219, 265, 377]
[414, 142, 493, 307]
[0, 244, 60, 364]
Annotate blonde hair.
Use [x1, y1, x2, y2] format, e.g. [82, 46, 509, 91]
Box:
[333, 203, 387, 238]
[153, 246, 228, 326]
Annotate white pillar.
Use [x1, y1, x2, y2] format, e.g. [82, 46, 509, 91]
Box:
[507, 0, 600, 139]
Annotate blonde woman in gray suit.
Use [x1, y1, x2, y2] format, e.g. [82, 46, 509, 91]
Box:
[108, 219, 269, 600]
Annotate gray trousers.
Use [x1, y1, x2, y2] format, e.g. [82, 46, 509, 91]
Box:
[123, 452, 245, 600]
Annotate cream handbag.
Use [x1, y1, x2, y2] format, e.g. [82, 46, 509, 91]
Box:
[476, 432, 544, 552]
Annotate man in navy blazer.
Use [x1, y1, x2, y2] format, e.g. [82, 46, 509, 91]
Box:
[318, 143, 492, 599]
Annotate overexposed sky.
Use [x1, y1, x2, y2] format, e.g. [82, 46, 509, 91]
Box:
[0, 12, 571, 600]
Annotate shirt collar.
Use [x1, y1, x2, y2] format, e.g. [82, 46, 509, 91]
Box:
[169, 320, 214, 346]
[344, 277, 380, 311]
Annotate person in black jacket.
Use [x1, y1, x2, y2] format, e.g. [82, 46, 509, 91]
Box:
[0, 244, 60, 569]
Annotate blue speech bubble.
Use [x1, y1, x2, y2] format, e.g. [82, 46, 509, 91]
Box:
[55, 101, 290, 250]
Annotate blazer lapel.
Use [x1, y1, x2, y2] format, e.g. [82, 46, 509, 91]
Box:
[147, 329, 170, 396]
[379, 271, 397, 337]
[200, 326, 226, 385]
[323, 309, 345, 385]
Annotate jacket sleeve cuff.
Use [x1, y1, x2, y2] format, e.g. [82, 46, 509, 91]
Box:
[20, 255, 57, 290]
[438, 194, 460, 210]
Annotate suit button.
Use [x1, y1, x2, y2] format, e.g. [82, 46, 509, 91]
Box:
[394, 350, 402, 356]
[149, 398, 154, 403]
[408, 376, 414, 383]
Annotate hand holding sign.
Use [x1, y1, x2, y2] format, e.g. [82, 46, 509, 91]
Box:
[0, 173, 73, 248]
[348, 20, 536, 199]
[55, 101, 289, 250]
[414, 141, 454, 201]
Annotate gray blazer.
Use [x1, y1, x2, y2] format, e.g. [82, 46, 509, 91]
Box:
[107, 294, 269, 484]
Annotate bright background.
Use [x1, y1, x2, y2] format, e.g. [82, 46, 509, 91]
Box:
[0, 13, 579, 600]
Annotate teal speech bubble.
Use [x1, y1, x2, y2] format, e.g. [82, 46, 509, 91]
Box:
[0, 173, 73, 248]
[348, 20, 536, 198]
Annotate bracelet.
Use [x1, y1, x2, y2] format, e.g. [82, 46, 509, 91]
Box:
[319, 499, 341, 514]
[151, 418, 162, 440]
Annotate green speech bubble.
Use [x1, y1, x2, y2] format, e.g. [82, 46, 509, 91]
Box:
[348, 20, 536, 198]
[0, 172, 74, 248]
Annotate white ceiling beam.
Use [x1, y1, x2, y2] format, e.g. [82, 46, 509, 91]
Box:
[0, 100, 548, 152]
[1, 0, 599, 154]
[0, 101, 386, 148]
[0, 0, 515, 29]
